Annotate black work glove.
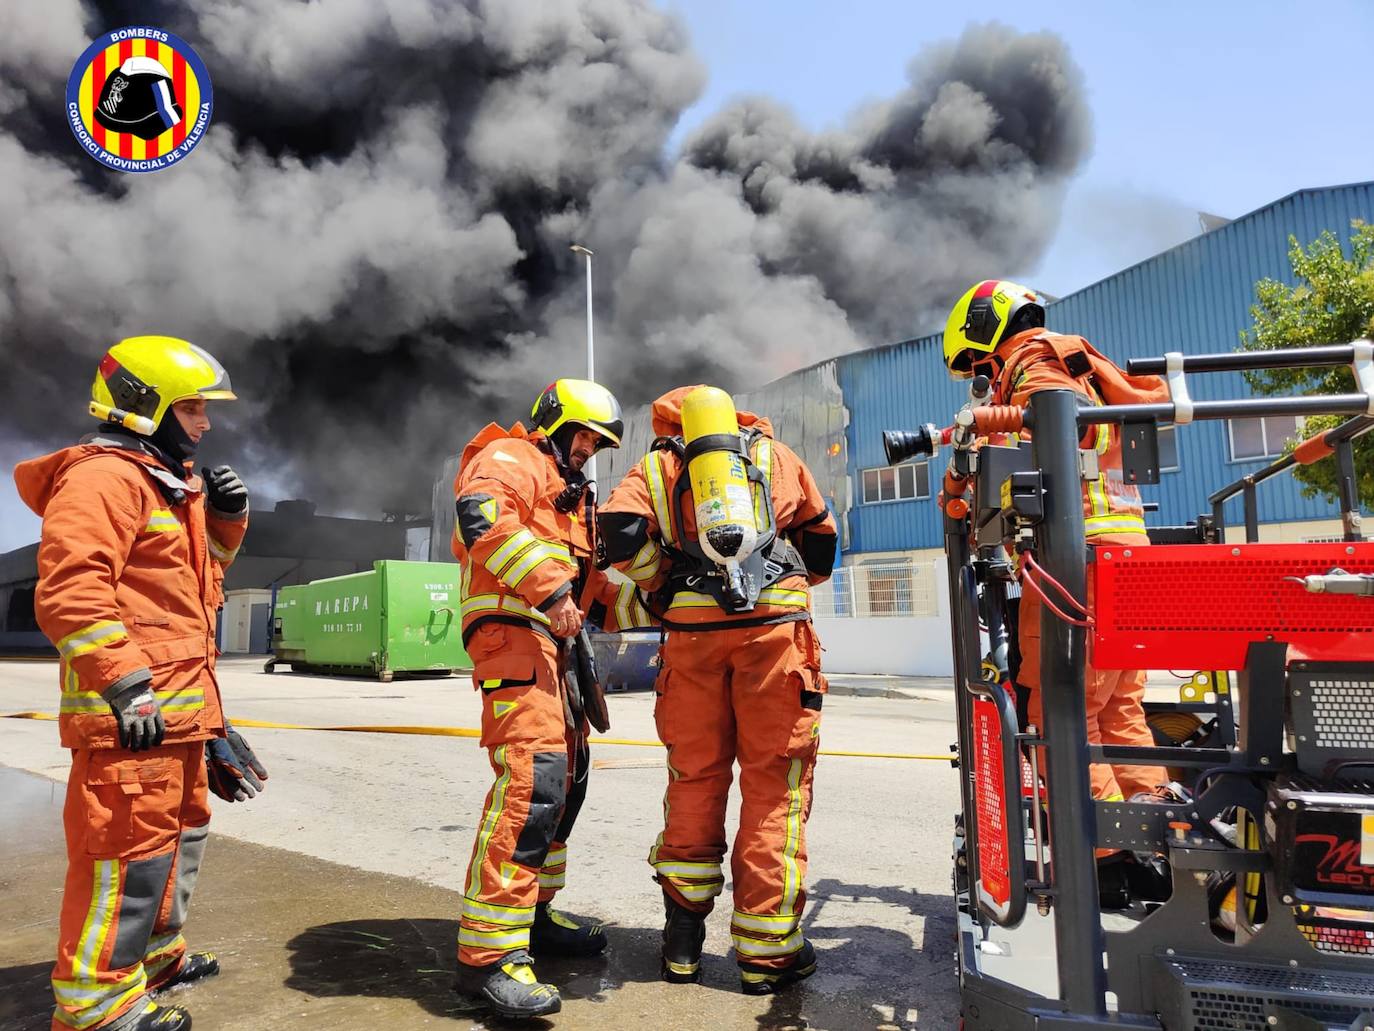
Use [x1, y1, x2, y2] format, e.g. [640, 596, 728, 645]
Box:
[104, 673, 165, 751]
[206, 722, 268, 801]
[201, 465, 248, 514]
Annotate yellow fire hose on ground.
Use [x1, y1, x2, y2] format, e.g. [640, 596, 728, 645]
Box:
[1, 712, 950, 762]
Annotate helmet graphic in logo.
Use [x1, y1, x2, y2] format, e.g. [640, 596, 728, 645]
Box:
[94, 56, 184, 140]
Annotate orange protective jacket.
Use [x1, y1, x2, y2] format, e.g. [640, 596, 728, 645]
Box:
[992, 330, 1168, 539]
[14, 437, 247, 750]
[451, 422, 652, 642]
[597, 387, 838, 629]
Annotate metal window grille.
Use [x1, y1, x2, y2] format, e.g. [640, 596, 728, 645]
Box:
[810, 560, 940, 618]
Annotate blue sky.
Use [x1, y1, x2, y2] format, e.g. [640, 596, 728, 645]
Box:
[668, 0, 1374, 297]
[4, 3, 1373, 552]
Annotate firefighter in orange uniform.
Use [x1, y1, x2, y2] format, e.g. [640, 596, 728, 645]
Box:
[942, 281, 1174, 813]
[597, 386, 838, 994]
[15, 336, 265, 1031]
[451, 378, 651, 1019]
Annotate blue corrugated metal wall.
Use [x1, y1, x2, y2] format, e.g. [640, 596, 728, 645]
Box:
[841, 182, 1374, 554]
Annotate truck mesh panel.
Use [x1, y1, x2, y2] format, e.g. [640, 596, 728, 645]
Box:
[1166, 957, 1372, 1030]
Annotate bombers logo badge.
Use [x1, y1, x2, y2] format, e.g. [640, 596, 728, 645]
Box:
[66, 26, 213, 173]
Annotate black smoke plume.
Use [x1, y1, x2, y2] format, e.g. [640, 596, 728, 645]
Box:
[1, 1, 1089, 516]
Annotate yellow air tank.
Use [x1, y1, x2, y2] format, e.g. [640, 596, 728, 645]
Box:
[681, 387, 758, 605]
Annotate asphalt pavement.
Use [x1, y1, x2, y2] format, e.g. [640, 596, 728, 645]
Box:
[0, 655, 965, 1030]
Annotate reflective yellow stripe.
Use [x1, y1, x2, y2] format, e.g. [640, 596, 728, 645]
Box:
[1084, 514, 1147, 537]
[538, 869, 567, 889]
[144, 930, 184, 959]
[59, 688, 205, 716]
[655, 861, 723, 877]
[75, 860, 119, 980]
[458, 926, 530, 950]
[57, 621, 127, 661]
[780, 758, 804, 913]
[758, 587, 808, 607]
[666, 588, 808, 612]
[732, 928, 804, 957]
[544, 846, 568, 866]
[468, 746, 512, 897]
[643, 453, 675, 547]
[144, 509, 181, 534]
[614, 582, 637, 631]
[460, 593, 552, 626]
[484, 530, 540, 577]
[207, 535, 238, 562]
[53, 981, 148, 1029]
[752, 437, 773, 531]
[626, 538, 662, 582]
[52, 966, 145, 1007]
[731, 910, 800, 933]
[503, 543, 576, 589]
[1094, 421, 1110, 455]
[1087, 475, 1110, 517]
[461, 897, 535, 927]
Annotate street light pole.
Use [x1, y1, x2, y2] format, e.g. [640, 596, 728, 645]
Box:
[570, 244, 596, 482]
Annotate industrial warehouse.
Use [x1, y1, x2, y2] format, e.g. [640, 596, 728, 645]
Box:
[4, 4, 1374, 1029]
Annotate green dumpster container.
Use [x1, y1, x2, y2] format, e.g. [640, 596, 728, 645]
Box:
[267, 561, 469, 681]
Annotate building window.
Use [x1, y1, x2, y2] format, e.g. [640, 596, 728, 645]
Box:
[1227, 415, 1302, 462]
[861, 463, 930, 504]
[1159, 424, 1179, 473]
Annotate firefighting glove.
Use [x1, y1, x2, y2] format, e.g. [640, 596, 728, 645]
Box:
[206, 722, 268, 802]
[104, 672, 165, 752]
[201, 465, 248, 514]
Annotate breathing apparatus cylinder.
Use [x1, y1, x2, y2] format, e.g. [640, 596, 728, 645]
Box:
[681, 386, 757, 609]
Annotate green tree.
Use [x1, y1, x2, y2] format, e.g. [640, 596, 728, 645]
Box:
[1239, 220, 1374, 509]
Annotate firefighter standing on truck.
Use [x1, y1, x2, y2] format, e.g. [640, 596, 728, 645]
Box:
[15, 336, 267, 1031]
[942, 282, 1181, 871]
[597, 385, 838, 994]
[450, 378, 652, 1019]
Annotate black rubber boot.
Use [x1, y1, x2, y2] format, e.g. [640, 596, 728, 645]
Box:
[123, 1003, 193, 1030]
[151, 952, 220, 993]
[661, 898, 707, 984]
[454, 950, 562, 1019]
[739, 940, 817, 995]
[531, 902, 607, 957]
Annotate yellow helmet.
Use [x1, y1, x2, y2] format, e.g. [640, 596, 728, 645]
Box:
[91, 335, 236, 434]
[531, 378, 623, 448]
[942, 280, 1044, 378]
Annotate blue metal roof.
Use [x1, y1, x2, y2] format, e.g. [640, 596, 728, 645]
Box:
[840, 182, 1374, 554]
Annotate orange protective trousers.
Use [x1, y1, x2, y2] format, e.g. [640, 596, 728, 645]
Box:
[52, 742, 210, 1031]
[458, 623, 585, 966]
[1018, 542, 1167, 802]
[650, 620, 824, 970]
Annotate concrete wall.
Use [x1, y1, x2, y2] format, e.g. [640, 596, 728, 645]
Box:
[813, 558, 953, 677]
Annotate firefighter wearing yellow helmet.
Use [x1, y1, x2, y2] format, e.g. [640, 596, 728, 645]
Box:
[15, 335, 262, 1031]
[942, 280, 1182, 906]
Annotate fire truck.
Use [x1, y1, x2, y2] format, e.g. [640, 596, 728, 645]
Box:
[885, 343, 1374, 1029]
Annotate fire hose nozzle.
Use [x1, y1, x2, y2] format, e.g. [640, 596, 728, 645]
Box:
[1284, 568, 1374, 595]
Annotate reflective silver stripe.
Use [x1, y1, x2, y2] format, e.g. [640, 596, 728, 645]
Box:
[458, 926, 531, 950]
[615, 583, 635, 631]
[72, 859, 119, 990]
[467, 746, 512, 897]
[643, 453, 675, 547]
[52, 966, 144, 1006]
[538, 869, 567, 889]
[57, 621, 127, 661]
[461, 897, 535, 927]
[655, 861, 722, 878]
[503, 543, 576, 589]
[732, 928, 804, 957]
[731, 910, 801, 933]
[484, 530, 539, 577]
[780, 758, 804, 913]
[674, 880, 725, 902]
[543, 846, 568, 866]
[207, 535, 238, 562]
[460, 593, 552, 626]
